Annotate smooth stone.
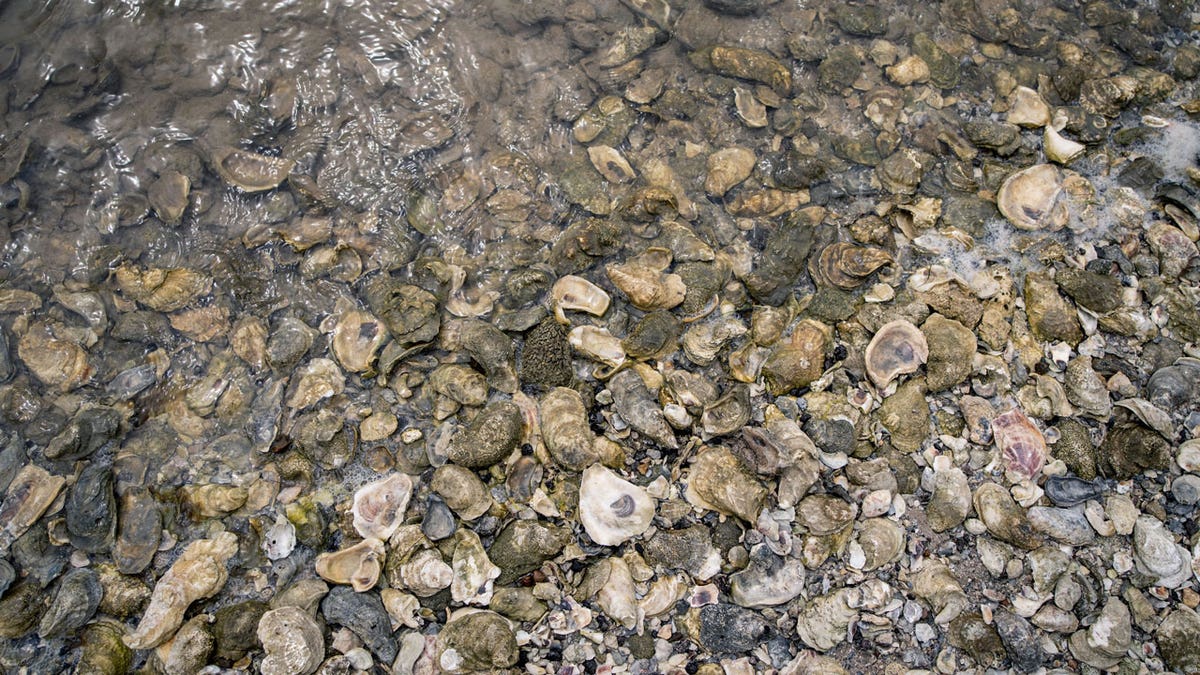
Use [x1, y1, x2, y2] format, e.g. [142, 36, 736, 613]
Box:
[1043, 476, 1103, 507]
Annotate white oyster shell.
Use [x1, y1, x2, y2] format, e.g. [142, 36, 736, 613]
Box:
[351, 473, 414, 541]
[450, 530, 500, 606]
[578, 465, 656, 546]
[315, 538, 385, 592]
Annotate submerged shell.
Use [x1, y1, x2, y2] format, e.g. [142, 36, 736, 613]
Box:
[552, 276, 610, 323]
[609, 368, 677, 448]
[351, 474, 414, 541]
[315, 538, 386, 592]
[330, 310, 387, 374]
[578, 465, 656, 546]
[211, 147, 295, 193]
[815, 243, 894, 289]
[996, 164, 1067, 231]
[992, 408, 1047, 482]
[605, 252, 686, 312]
[864, 320, 929, 390]
[124, 532, 238, 649]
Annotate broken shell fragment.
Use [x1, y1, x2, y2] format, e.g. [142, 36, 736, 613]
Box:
[578, 465, 656, 546]
[864, 320, 928, 390]
[1044, 124, 1086, 165]
[351, 473, 413, 541]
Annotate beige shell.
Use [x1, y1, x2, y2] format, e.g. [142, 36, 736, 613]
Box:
[568, 325, 626, 371]
[813, 242, 894, 290]
[864, 319, 929, 390]
[124, 532, 239, 649]
[431, 465, 492, 520]
[211, 146, 295, 193]
[1006, 86, 1051, 127]
[540, 387, 603, 471]
[381, 589, 422, 630]
[351, 473, 414, 541]
[0, 464, 66, 546]
[605, 250, 686, 312]
[685, 446, 767, 524]
[588, 145, 637, 183]
[450, 530, 501, 606]
[705, 146, 755, 197]
[330, 310, 387, 374]
[997, 163, 1068, 231]
[286, 358, 345, 410]
[681, 313, 748, 366]
[400, 548, 454, 597]
[552, 275, 611, 323]
[593, 557, 638, 629]
[734, 88, 768, 128]
[578, 465, 656, 546]
[1044, 124, 1086, 165]
[315, 538, 386, 592]
[639, 573, 688, 617]
[258, 606, 324, 675]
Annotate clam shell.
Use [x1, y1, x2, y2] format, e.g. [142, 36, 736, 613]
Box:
[578, 465, 656, 546]
[864, 320, 928, 390]
[351, 473, 414, 541]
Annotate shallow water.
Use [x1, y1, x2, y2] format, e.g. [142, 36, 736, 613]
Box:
[1, 0, 1200, 672]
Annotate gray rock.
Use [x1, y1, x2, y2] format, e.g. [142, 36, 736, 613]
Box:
[1028, 506, 1096, 546]
[0, 559, 13, 597]
[420, 495, 457, 541]
[693, 604, 770, 653]
[12, 525, 68, 587]
[1171, 474, 1200, 505]
[320, 587, 396, 663]
[212, 600, 268, 663]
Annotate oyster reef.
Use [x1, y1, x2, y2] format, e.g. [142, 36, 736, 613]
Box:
[1, 0, 1200, 673]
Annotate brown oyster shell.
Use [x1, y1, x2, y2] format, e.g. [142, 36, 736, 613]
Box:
[864, 319, 929, 390]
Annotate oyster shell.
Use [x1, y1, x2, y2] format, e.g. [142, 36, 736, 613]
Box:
[587, 145, 636, 183]
[705, 147, 755, 198]
[685, 447, 768, 524]
[351, 473, 414, 541]
[996, 164, 1068, 231]
[125, 532, 238, 649]
[541, 387, 603, 471]
[761, 319, 831, 395]
[578, 465, 656, 546]
[864, 319, 928, 390]
[814, 243, 893, 290]
[568, 325, 626, 374]
[608, 368, 677, 449]
[450, 530, 501, 606]
[991, 408, 1047, 483]
[211, 147, 294, 193]
[258, 607, 324, 675]
[681, 313, 748, 366]
[584, 557, 638, 629]
[330, 309, 387, 374]
[605, 249, 686, 312]
[729, 545, 806, 608]
[285, 358, 345, 410]
[263, 513, 296, 561]
[552, 275, 610, 323]
[446, 400, 524, 469]
[911, 559, 968, 624]
[400, 549, 453, 597]
[16, 321, 92, 391]
[1006, 86, 1051, 128]
[431, 465, 491, 521]
[315, 538, 386, 592]
[0, 464, 67, 549]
